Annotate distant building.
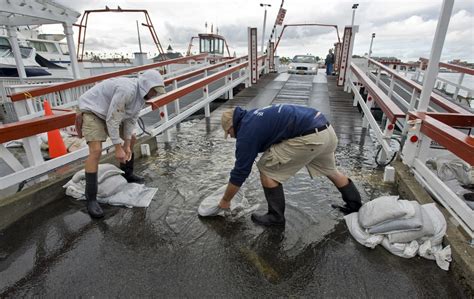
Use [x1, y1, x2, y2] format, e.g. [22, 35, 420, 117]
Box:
[152, 45, 183, 61]
[448, 59, 474, 69]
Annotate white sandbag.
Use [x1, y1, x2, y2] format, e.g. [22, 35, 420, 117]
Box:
[358, 196, 415, 228]
[63, 164, 156, 208]
[68, 163, 124, 184]
[344, 213, 384, 249]
[433, 155, 472, 185]
[98, 175, 128, 198]
[198, 184, 248, 217]
[419, 240, 452, 271]
[103, 183, 157, 208]
[389, 203, 445, 246]
[423, 203, 447, 246]
[368, 201, 423, 234]
[381, 238, 419, 258]
[387, 205, 435, 243]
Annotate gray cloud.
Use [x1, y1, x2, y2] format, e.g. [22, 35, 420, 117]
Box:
[44, 0, 474, 61]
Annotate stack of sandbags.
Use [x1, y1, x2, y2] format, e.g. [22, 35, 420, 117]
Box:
[344, 195, 451, 270]
[63, 164, 157, 208]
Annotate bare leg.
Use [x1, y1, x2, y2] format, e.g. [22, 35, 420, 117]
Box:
[85, 141, 102, 173]
[260, 172, 280, 188]
[326, 170, 349, 188]
[130, 133, 137, 151]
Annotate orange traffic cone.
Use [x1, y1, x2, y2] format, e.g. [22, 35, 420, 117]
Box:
[43, 100, 67, 158]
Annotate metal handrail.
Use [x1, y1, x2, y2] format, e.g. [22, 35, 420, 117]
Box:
[148, 55, 265, 109]
[351, 63, 405, 122]
[368, 58, 470, 114]
[420, 57, 474, 76]
[408, 112, 474, 165]
[148, 61, 248, 109]
[8, 54, 207, 102]
[0, 56, 256, 144]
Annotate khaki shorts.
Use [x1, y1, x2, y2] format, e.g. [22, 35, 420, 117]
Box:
[81, 112, 124, 143]
[257, 125, 338, 183]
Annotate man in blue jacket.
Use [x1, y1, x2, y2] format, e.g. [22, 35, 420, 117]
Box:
[218, 104, 362, 226]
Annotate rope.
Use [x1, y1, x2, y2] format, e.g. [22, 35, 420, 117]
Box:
[137, 117, 151, 136]
[375, 137, 401, 167]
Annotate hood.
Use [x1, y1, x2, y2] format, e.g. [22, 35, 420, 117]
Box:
[232, 106, 247, 135]
[138, 70, 164, 99]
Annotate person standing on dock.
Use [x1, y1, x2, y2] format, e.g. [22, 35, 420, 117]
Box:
[325, 49, 335, 76]
[76, 70, 165, 218]
[218, 104, 362, 226]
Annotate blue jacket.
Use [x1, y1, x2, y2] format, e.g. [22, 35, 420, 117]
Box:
[229, 104, 328, 186]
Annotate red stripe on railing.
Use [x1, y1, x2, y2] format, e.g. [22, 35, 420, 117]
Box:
[409, 112, 474, 165]
[148, 54, 265, 109]
[147, 61, 248, 109]
[368, 58, 470, 114]
[420, 58, 474, 76]
[9, 54, 207, 102]
[163, 56, 245, 85]
[0, 110, 76, 143]
[423, 112, 474, 127]
[351, 63, 405, 122]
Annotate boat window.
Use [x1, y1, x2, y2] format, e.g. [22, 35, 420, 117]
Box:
[218, 39, 224, 55]
[200, 38, 210, 53]
[210, 38, 215, 54]
[45, 42, 59, 53]
[29, 41, 48, 52]
[19, 47, 33, 58]
[292, 55, 316, 63]
[59, 43, 69, 55]
[0, 37, 10, 48]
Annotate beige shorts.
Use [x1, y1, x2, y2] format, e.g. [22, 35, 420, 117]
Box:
[81, 112, 124, 143]
[257, 125, 338, 183]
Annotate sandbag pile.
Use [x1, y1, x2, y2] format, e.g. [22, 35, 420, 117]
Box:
[345, 195, 452, 270]
[63, 164, 157, 208]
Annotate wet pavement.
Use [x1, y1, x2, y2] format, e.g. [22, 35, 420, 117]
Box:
[0, 73, 469, 297]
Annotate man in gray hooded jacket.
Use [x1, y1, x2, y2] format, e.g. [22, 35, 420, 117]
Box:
[77, 69, 165, 218]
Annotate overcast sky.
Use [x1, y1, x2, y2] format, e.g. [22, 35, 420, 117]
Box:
[44, 0, 474, 62]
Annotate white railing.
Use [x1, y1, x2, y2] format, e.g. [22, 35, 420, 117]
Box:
[0, 55, 265, 196]
[349, 58, 474, 241]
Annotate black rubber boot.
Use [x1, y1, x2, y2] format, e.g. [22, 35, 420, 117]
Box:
[120, 153, 145, 184]
[332, 178, 362, 215]
[251, 184, 286, 226]
[85, 172, 104, 218]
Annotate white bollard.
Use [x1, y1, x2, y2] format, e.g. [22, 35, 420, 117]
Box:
[140, 144, 151, 157]
[383, 166, 396, 182]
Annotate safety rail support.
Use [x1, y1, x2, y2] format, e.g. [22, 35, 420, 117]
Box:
[349, 63, 405, 161]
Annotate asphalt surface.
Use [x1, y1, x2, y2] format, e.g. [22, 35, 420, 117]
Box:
[0, 72, 469, 297]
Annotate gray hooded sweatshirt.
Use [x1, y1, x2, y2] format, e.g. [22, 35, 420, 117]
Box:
[78, 70, 164, 145]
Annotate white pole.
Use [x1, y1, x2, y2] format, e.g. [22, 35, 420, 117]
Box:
[368, 34, 375, 59]
[136, 20, 143, 53]
[6, 26, 27, 82]
[63, 23, 81, 79]
[351, 10, 356, 27]
[418, 0, 454, 112]
[452, 73, 464, 101]
[261, 8, 267, 53]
